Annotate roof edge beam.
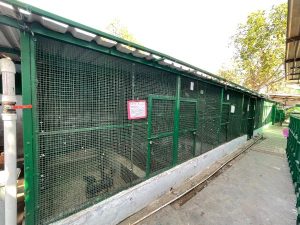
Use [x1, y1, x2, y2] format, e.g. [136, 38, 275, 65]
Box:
[0, 47, 20, 55]
[0, 15, 20, 29]
[285, 57, 300, 63]
[287, 35, 300, 43]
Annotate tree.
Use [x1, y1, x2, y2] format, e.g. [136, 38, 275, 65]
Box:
[218, 3, 287, 93]
[106, 19, 138, 43]
[218, 63, 243, 85]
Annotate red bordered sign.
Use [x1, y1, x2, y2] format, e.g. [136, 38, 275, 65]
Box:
[127, 100, 147, 120]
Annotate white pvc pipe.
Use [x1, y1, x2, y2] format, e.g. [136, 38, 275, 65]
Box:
[0, 58, 17, 225]
[3, 114, 17, 225]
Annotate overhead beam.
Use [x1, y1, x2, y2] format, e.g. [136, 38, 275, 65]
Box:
[0, 15, 20, 29]
[287, 35, 300, 43]
[288, 72, 300, 76]
[290, 66, 300, 69]
[0, 47, 20, 56]
[285, 57, 300, 63]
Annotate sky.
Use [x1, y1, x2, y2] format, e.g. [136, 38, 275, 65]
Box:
[21, 0, 287, 74]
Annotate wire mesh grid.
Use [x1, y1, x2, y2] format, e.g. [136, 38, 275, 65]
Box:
[220, 104, 230, 143]
[178, 132, 194, 163]
[151, 99, 175, 135]
[254, 98, 261, 129]
[178, 100, 196, 162]
[179, 101, 196, 131]
[241, 95, 250, 135]
[199, 84, 222, 153]
[181, 77, 202, 156]
[149, 99, 175, 173]
[150, 135, 173, 173]
[29, 35, 274, 224]
[34, 36, 182, 223]
[132, 63, 177, 179]
[226, 90, 244, 141]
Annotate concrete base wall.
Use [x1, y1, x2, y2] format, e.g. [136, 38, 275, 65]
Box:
[55, 134, 250, 225]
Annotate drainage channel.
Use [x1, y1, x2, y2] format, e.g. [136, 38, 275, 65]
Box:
[119, 135, 263, 225]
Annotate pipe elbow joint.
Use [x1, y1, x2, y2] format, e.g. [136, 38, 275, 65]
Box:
[0, 58, 16, 74]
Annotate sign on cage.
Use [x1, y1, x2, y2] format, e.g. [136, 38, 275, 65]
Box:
[127, 100, 147, 120]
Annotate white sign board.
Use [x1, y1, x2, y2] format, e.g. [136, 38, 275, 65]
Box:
[230, 105, 235, 113]
[190, 82, 194, 91]
[226, 94, 230, 100]
[127, 100, 147, 120]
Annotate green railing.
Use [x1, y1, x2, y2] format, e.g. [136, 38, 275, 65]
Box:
[286, 115, 300, 224]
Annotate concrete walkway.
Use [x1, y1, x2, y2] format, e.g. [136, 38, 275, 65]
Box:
[140, 125, 297, 225]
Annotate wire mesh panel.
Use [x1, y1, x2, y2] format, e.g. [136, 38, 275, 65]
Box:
[181, 77, 202, 156]
[178, 100, 197, 163]
[254, 98, 262, 129]
[34, 37, 139, 224]
[181, 77, 232, 157]
[247, 98, 256, 138]
[151, 99, 175, 135]
[197, 83, 222, 154]
[150, 135, 174, 173]
[220, 104, 230, 143]
[181, 77, 200, 99]
[134, 64, 177, 98]
[131, 63, 177, 179]
[148, 97, 175, 174]
[226, 90, 244, 141]
[29, 34, 272, 224]
[33, 36, 178, 224]
[178, 132, 194, 163]
[241, 95, 250, 135]
[179, 100, 196, 131]
[259, 99, 264, 127]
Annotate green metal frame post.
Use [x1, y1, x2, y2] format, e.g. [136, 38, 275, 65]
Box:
[172, 76, 181, 166]
[146, 95, 153, 177]
[21, 31, 36, 225]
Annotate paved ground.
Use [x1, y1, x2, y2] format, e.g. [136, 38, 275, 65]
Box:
[140, 125, 297, 225]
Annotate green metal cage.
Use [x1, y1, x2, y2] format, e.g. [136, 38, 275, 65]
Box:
[19, 33, 277, 224]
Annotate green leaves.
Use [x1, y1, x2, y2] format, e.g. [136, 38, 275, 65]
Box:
[220, 3, 287, 93]
[106, 19, 138, 43]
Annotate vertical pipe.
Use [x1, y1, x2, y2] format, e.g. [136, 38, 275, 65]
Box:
[21, 32, 36, 225]
[0, 58, 17, 225]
